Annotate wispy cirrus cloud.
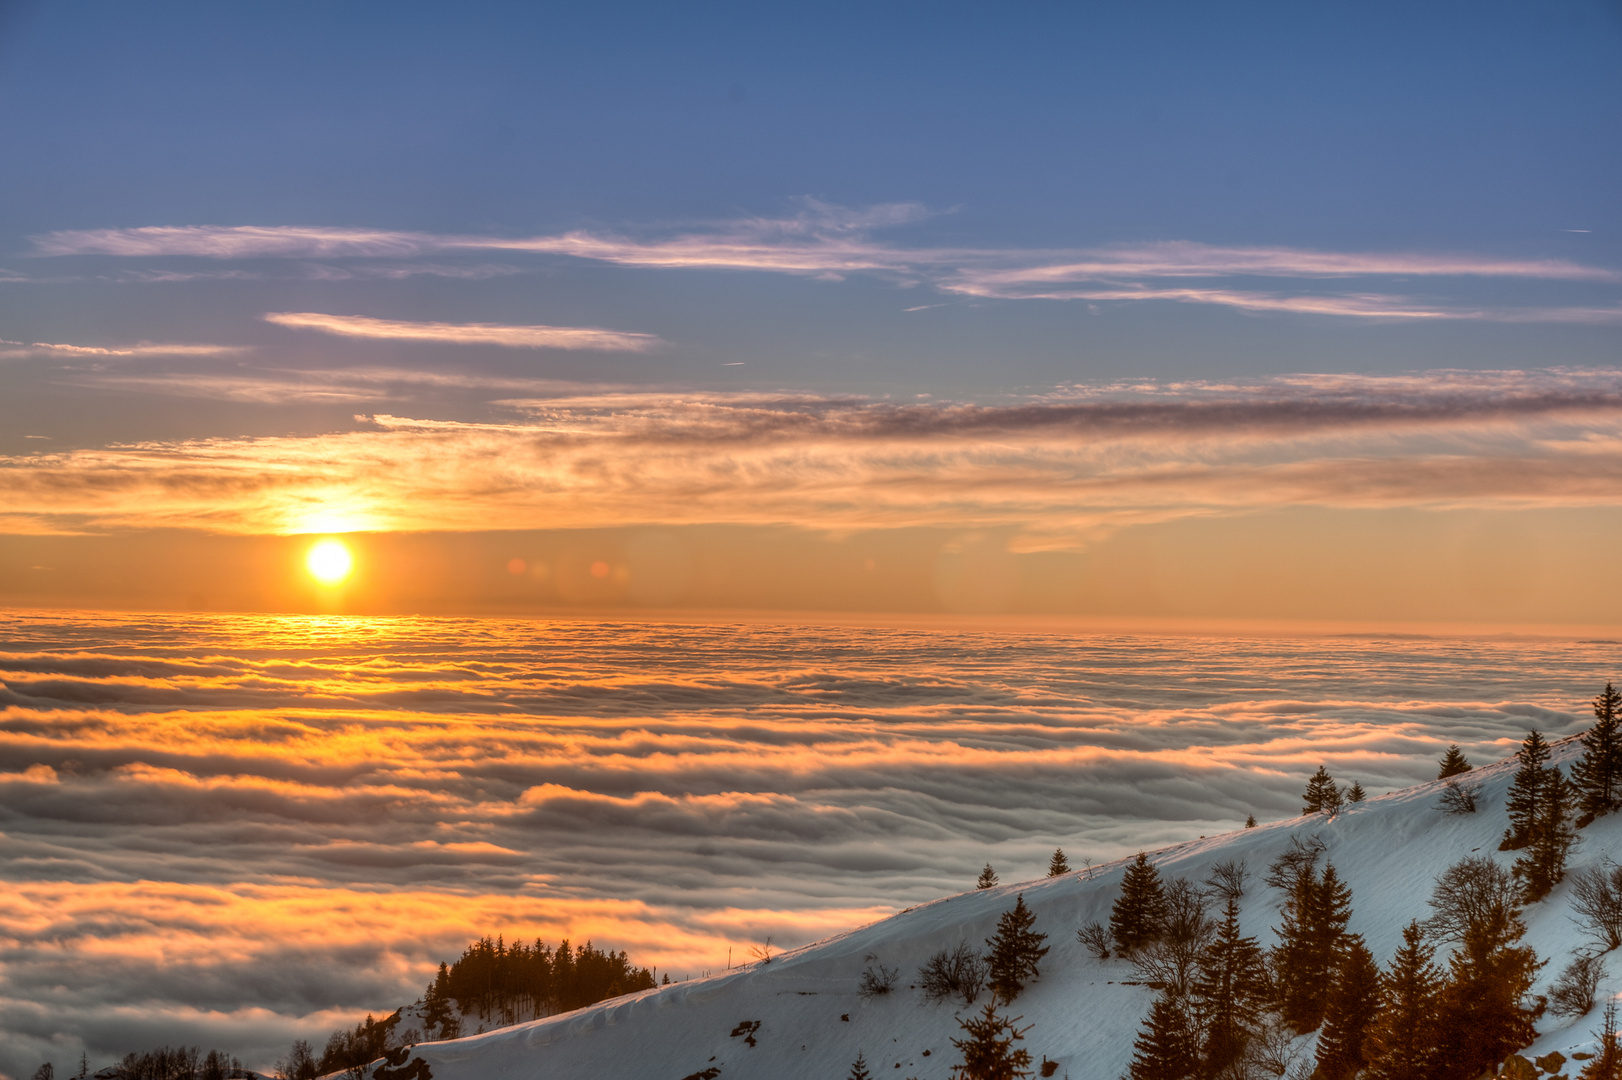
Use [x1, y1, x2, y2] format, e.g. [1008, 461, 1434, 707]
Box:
[33, 204, 1620, 323]
[7, 367, 1622, 538]
[262, 312, 664, 352]
[0, 339, 247, 359]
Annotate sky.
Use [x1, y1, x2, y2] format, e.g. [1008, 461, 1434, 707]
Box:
[1, 0, 1620, 624]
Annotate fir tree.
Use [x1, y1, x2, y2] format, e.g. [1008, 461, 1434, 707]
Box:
[977, 864, 999, 890]
[985, 894, 1049, 1004]
[1363, 922, 1444, 1080]
[1272, 862, 1353, 1032]
[1191, 898, 1268, 1076]
[1573, 682, 1622, 822]
[1244, 813, 1257, 828]
[1513, 766, 1579, 903]
[1126, 993, 1198, 1080]
[1302, 766, 1339, 815]
[1501, 729, 1551, 851]
[1315, 935, 1381, 1080]
[848, 1051, 873, 1080]
[1046, 849, 1070, 877]
[1430, 894, 1541, 1080]
[949, 1003, 1034, 1080]
[1110, 853, 1169, 956]
[1438, 744, 1473, 780]
[1348, 781, 1366, 803]
[1583, 999, 1621, 1080]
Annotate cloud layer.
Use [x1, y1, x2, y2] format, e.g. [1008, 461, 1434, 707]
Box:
[0, 610, 1610, 1076]
[5, 368, 1622, 538]
[261, 313, 663, 352]
[31, 204, 1620, 323]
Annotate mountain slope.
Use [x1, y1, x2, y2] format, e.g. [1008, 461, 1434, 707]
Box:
[397, 736, 1622, 1080]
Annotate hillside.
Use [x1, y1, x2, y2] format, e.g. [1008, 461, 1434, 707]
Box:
[385, 737, 1621, 1080]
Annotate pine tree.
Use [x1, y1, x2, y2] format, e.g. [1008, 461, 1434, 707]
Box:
[1573, 682, 1622, 823]
[1502, 729, 1551, 851]
[1347, 781, 1366, 803]
[1364, 922, 1444, 1080]
[848, 1051, 874, 1080]
[985, 894, 1049, 1004]
[977, 864, 999, 889]
[1046, 849, 1070, 877]
[1110, 853, 1169, 956]
[1438, 744, 1473, 780]
[1126, 993, 1198, 1080]
[1191, 898, 1268, 1076]
[1244, 814, 1257, 828]
[1583, 999, 1621, 1080]
[1272, 862, 1353, 1032]
[1430, 897, 1541, 1080]
[1315, 935, 1381, 1080]
[1302, 766, 1338, 814]
[949, 1003, 1034, 1080]
[1513, 767, 1579, 903]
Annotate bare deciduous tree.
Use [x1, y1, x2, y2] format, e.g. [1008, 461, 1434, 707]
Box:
[1573, 860, 1622, 952]
[1549, 953, 1607, 1017]
[1438, 780, 1479, 814]
[1264, 835, 1326, 891]
[1425, 856, 1522, 943]
[1077, 921, 1111, 960]
[917, 942, 987, 1005]
[1131, 878, 1214, 997]
[1204, 858, 1249, 901]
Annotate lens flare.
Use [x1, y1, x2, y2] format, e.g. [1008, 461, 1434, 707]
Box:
[305, 538, 354, 585]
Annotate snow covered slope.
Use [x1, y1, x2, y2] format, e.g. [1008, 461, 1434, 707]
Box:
[397, 737, 1622, 1080]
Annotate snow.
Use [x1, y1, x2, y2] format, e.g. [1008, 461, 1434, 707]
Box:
[392, 735, 1622, 1079]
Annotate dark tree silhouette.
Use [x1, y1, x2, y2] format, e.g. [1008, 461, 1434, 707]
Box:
[977, 863, 1000, 889]
[949, 1003, 1034, 1080]
[1437, 744, 1473, 780]
[1272, 862, 1352, 1032]
[1046, 849, 1070, 877]
[1125, 993, 1198, 1080]
[1315, 935, 1381, 1080]
[1191, 898, 1268, 1076]
[848, 1051, 874, 1080]
[1429, 867, 1542, 1080]
[1244, 813, 1257, 828]
[1513, 766, 1579, 902]
[1363, 922, 1444, 1080]
[1302, 766, 1339, 815]
[1574, 682, 1622, 823]
[1347, 781, 1367, 803]
[1583, 1000, 1622, 1080]
[985, 894, 1049, 1004]
[1502, 730, 1552, 851]
[1110, 852, 1169, 956]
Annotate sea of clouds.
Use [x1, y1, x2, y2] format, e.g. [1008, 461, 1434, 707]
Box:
[0, 610, 1614, 1077]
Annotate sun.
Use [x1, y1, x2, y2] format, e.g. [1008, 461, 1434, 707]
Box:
[305, 538, 354, 585]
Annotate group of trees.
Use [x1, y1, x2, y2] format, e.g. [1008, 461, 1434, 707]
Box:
[1301, 768, 1366, 816]
[30, 1048, 244, 1080]
[1114, 842, 1548, 1080]
[419, 935, 657, 1035]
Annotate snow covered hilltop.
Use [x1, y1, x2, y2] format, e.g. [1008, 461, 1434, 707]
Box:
[361, 734, 1620, 1079]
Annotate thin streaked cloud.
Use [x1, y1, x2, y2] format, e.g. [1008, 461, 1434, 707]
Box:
[0, 339, 247, 359]
[261, 312, 665, 352]
[32, 205, 1620, 323]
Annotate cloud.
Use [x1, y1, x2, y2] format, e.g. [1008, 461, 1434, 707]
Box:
[0, 340, 247, 359]
[6, 367, 1622, 536]
[32, 207, 1619, 322]
[261, 312, 664, 352]
[0, 610, 1604, 1075]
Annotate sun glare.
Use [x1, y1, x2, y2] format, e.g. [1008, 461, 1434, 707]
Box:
[305, 538, 354, 585]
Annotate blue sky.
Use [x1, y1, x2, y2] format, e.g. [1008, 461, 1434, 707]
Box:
[1, 1, 1620, 620]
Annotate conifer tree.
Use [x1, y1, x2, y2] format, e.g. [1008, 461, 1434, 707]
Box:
[1272, 862, 1353, 1032]
[985, 894, 1049, 1004]
[1047, 849, 1070, 877]
[1315, 935, 1381, 1080]
[1244, 814, 1257, 828]
[1364, 922, 1444, 1080]
[1302, 766, 1338, 815]
[1191, 898, 1268, 1076]
[1348, 781, 1366, 803]
[949, 1003, 1034, 1080]
[1513, 767, 1579, 903]
[1126, 993, 1198, 1080]
[1110, 853, 1169, 956]
[1502, 729, 1552, 851]
[1583, 999, 1621, 1080]
[848, 1051, 873, 1080]
[1430, 890, 1541, 1080]
[1574, 682, 1622, 822]
[977, 864, 999, 889]
[1438, 744, 1473, 780]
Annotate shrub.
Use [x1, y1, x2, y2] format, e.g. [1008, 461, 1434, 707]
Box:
[1439, 780, 1478, 814]
[858, 958, 899, 998]
[1550, 954, 1607, 1017]
[1076, 921, 1111, 960]
[1573, 860, 1622, 952]
[918, 942, 988, 1005]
